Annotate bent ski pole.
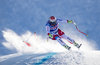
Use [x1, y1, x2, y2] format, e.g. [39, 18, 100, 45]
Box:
[72, 21, 88, 37]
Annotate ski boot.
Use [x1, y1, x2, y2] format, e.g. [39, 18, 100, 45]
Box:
[63, 45, 71, 50]
[73, 41, 82, 49]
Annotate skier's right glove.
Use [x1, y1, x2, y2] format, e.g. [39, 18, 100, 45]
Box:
[48, 33, 53, 38]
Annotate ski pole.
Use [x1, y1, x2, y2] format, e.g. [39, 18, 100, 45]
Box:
[72, 21, 88, 37]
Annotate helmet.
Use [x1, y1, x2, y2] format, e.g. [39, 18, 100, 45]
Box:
[49, 16, 56, 22]
[49, 16, 57, 26]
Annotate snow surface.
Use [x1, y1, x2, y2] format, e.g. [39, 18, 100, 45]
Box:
[0, 51, 100, 65]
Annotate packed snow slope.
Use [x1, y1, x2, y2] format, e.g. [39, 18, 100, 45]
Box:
[0, 48, 100, 65]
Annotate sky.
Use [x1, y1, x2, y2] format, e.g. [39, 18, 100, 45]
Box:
[0, 0, 100, 55]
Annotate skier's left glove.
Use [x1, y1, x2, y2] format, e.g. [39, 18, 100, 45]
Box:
[67, 20, 73, 23]
[48, 33, 53, 38]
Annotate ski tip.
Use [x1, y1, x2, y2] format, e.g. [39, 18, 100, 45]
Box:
[23, 41, 31, 47]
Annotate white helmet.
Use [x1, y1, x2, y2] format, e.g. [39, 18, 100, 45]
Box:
[49, 16, 57, 26]
[49, 16, 56, 22]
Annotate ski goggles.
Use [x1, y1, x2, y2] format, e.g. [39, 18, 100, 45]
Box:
[49, 21, 57, 26]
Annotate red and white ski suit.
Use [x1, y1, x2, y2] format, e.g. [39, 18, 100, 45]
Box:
[45, 19, 74, 46]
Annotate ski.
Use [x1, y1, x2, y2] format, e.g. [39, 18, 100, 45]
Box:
[23, 41, 31, 47]
[78, 44, 82, 49]
[73, 41, 82, 49]
[63, 45, 71, 50]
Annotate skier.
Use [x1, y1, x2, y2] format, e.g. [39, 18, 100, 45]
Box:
[45, 16, 82, 50]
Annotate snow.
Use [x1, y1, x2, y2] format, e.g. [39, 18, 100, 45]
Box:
[84, 51, 100, 65]
[0, 51, 100, 65]
[0, 53, 22, 62]
[0, 29, 100, 65]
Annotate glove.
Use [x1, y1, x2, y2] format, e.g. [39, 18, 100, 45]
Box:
[48, 33, 53, 38]
[67, 20, 73, 23]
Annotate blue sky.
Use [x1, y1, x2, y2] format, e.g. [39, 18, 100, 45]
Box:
[0, 0, 100, 54]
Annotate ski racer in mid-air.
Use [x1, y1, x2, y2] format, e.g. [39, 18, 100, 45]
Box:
[45, 16, 82, 50]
